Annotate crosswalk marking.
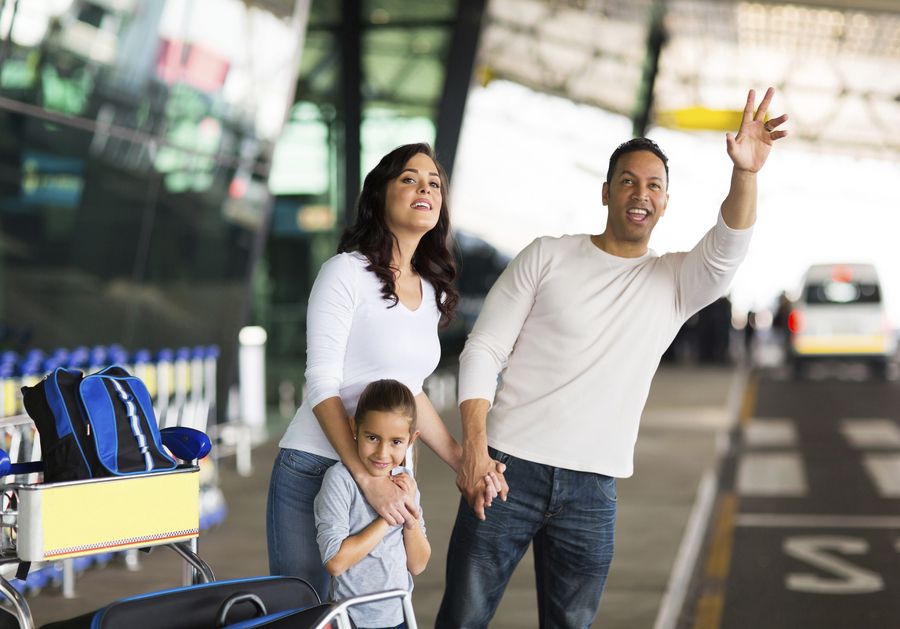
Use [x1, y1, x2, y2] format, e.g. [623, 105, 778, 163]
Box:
[744, 419, 796, 447]
[737, 453, 807, 496]
[840, 419, 900, 449]
[736, 513, 900, 528]
[737, 416, 900, 498]
[861, 455, 900, 497]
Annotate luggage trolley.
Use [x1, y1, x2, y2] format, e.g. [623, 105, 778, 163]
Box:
[0, 421, 214, 629]
[0, 417, 419, 629]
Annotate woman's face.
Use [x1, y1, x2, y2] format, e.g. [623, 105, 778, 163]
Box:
[383, 153, 443, 237]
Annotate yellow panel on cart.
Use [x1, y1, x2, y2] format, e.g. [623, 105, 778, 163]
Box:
[17, 468, 199, 562]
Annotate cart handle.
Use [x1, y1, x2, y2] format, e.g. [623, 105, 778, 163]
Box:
[160, 427, 212, 461]
[0, 450, 43, 477]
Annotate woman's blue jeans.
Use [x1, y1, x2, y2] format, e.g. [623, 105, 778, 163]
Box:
[436, 448, 617, 629]
[266, 448, 338, 601]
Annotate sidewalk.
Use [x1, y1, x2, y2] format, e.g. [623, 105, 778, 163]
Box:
[25, 365, 738, 628]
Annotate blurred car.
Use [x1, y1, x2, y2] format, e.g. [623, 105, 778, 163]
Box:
[438, 231, 512, 362]
[788, 263, 896, 379]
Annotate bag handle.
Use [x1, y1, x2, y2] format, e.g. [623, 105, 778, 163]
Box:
[215, 592, 268, 627]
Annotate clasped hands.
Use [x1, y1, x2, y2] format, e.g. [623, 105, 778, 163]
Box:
[456, 450, 509, 521]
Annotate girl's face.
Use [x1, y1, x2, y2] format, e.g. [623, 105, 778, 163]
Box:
[383, 153, 443, 237]
[353, 410, 417, 477]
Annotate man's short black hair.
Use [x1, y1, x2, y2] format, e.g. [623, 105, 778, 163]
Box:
[606, 138, 669, 187]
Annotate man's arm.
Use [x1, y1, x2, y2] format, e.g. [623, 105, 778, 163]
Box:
[456, 399, 498, 520]
[674, 87, 789, 318]
[456, 239, 543, 519]
[720, 87, 788, 229]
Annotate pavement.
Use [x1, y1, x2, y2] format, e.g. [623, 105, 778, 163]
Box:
[22, 364, 740, 628]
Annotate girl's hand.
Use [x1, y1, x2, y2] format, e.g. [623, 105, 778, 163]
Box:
[391, 472, 418, 501]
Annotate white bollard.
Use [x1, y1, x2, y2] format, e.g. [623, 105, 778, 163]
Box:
[238, 326, 268, 446]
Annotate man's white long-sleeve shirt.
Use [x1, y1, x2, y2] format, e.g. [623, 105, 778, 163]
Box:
[458, 212, 752, 477]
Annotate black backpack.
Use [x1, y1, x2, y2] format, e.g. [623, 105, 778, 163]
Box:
[21, 365, 176, 482]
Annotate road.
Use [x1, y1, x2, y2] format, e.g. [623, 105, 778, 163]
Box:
[681, 368, 900, 629]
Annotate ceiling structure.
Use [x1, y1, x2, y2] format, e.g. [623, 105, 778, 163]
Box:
[478, 0, 900, 155]
[297, 0, 456, 117]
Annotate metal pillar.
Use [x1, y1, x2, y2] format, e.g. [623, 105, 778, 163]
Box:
[340, 0, 362, 227]
[434, 0, 488, 179]
[632, 0, 667, 138]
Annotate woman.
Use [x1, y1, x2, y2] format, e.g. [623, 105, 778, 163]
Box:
[266, 143, 501, 599]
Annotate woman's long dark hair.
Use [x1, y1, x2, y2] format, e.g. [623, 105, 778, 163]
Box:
[338, 143, 458, 326]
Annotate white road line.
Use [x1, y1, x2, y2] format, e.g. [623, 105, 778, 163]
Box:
[862, 454, 900, 497]
[737, 514, 900, 528]
[744, 418, 796, 447]
[840, 419, 900, 449]
[652, 471, 718, 629]
[737, 453, 807, 496]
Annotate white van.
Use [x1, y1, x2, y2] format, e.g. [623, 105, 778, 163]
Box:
[788, 263, 896, 379]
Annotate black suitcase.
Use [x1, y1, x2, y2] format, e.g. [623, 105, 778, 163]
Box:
[40, 576, 325, 629]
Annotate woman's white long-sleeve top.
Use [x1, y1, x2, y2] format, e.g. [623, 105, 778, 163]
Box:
[280, 252, 441, 458]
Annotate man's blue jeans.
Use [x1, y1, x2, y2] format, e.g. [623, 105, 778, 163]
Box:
[436, 448, 617, 629]
[266, 448, 338, 601]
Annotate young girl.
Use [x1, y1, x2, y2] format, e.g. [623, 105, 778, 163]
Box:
[314, 379, 429, 629]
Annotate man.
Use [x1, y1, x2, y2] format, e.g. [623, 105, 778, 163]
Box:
[436, 88, 788, 629]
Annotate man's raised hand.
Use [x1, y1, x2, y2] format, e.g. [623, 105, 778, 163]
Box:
[726, 87, 788, 173]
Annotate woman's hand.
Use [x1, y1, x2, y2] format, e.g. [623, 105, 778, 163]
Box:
[484, 461, 508, 506]
[357, 473, 419, 527]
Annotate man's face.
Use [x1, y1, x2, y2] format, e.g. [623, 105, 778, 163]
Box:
[602, 150, 669, 250]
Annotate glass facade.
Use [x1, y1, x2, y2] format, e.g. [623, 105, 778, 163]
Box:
[1, 0, 478, 413]
[259, 0, 461, 398]
[0, 0, 308, 413]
